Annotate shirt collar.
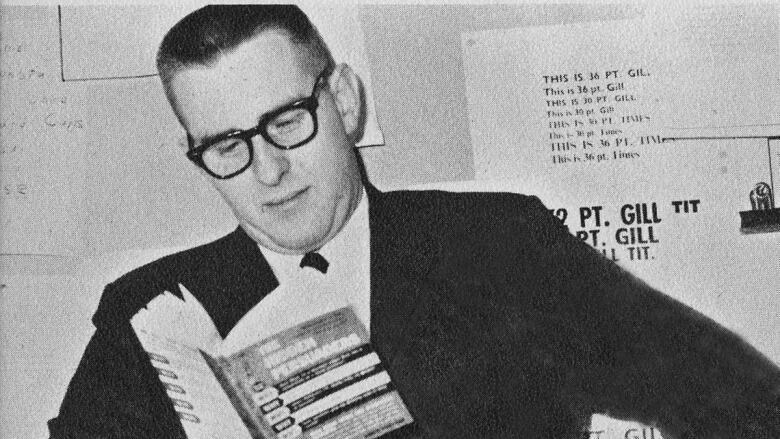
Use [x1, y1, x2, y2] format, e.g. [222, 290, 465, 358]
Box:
[260, 188, 369, 283]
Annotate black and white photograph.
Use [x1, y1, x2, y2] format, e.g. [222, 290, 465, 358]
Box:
[1, 3, 779, 438]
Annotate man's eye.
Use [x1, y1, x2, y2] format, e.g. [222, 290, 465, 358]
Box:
[269, 110, 306, 134]
[211, 140, 243, 156]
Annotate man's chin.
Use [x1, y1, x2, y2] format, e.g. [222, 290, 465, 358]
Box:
[242, 224, 330, 255]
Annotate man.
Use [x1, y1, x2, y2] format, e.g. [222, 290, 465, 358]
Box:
[50, 5, 780, 439]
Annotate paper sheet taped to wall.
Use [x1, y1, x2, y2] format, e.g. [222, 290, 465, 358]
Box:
[463, 5, 779, 182]
[1, 7, 86, 255]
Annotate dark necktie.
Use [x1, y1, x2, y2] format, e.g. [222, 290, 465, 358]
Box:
[300, 251, 329, 273]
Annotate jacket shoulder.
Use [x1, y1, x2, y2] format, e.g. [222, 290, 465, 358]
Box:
[91, 229, 247, 329]
[382, 189, 561, 234]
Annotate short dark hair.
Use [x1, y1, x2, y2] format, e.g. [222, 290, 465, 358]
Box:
[157, 5, 335, 109]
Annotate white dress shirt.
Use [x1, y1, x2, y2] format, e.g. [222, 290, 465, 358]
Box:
[221, 190, 371, 349]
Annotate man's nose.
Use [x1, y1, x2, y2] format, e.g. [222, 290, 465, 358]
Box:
[249, 135, 290, 186]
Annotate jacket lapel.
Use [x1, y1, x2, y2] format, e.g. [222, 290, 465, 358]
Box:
[190, 227, 280, 337]
[367, 186, 441, 364]
[370, 187, 488, 437]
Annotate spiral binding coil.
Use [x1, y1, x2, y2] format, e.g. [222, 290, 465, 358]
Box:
[148, 351, 202, 424]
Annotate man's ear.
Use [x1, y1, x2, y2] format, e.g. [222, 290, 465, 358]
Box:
[330, 63, 363, 142]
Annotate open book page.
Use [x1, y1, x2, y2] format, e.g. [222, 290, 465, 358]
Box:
[130, 285, 223, 353]
[132, 329, 253, 439]
[216, 281, 352, 358]
[222, 307, 414, 439]
[130, 286, 252, 439]
[130, 285, 411, 438]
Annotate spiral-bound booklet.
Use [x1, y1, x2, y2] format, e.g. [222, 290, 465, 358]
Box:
[130, 286, 414, 439]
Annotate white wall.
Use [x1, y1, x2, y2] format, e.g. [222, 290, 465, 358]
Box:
[1, 4, 777, 439]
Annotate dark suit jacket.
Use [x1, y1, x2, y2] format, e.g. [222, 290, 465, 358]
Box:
[50, 188, 780, 439]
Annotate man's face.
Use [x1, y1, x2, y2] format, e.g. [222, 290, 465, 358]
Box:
[169, 31, 363, 254]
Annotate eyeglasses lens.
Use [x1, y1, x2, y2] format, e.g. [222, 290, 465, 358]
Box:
[202, 108, 315, 177]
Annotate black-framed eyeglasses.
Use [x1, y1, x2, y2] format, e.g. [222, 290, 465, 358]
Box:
[186, 66, 332, 179]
